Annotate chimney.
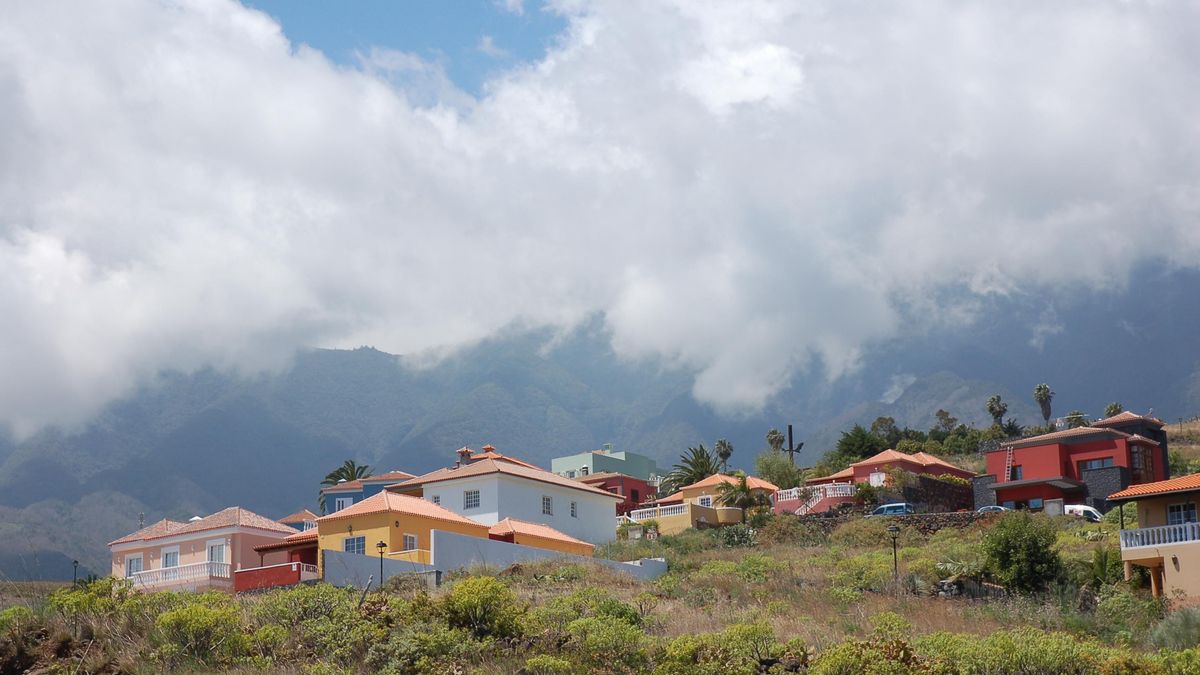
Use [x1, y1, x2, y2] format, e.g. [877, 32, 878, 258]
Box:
[456, 446, 473, 467]
[481, 444, 496, 454]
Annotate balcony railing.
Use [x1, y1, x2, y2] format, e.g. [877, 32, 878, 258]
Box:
[628, 503, 688, 522]
[1120, 523, 1200, 550]
[776, 483, 857, 515]
[130, 561, 231, 589]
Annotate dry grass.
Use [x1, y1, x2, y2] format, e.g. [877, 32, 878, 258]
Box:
[1169, 418, 1200, 461]
[0, 579, 64, 610]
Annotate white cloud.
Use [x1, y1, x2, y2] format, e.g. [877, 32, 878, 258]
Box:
[477, 35, 510, 59]
[1, 0, 1199, 435]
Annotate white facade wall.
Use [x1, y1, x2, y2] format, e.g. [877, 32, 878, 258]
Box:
[420, 474, 618, 544]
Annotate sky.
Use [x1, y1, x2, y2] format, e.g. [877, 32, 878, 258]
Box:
[1, 0, 1199, 436]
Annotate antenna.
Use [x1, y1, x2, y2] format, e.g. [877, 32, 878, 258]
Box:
[138, 512, 145, 529]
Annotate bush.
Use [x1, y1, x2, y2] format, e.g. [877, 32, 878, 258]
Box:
[523, 654, 575, 674]
[1153, 607, 1200, 650]
[249, 583, 388, 664]
[717, 523, 757, 548]
[655, 621, 802, 675]
[154, 598, 246, 664]
[365, 622, 481, 674]
[757, 515, 827, 546]
[441, 576, 524, 639]
[0, 607, 35, 634]
[830, 518, 923, 548]
[809, 636, 922, 674]
[982, 511, 1064, 593]
[565, 616, 649, 673]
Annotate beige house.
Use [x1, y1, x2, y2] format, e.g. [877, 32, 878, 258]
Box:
[1109, 473, 1200, 598]
[625, 473, 778, 535]
[108, 507, 297, 593]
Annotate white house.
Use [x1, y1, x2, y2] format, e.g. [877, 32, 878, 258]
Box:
[387, 446, 622, 544]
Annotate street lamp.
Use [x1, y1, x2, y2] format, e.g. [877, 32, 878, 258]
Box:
[72, 560, 79, 586]
[887, 523, 900, 588]
[376, 540, 387, 588]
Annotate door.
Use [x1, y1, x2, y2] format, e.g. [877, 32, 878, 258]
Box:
[125, 556, 143, 577]
[207, 542, 226, 564]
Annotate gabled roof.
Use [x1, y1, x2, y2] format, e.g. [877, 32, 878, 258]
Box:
[998, 426, 1129, 450]
[806, 449, 973, 484]
[109, 507, 294, 546]
[469, 446, 542, 469]
[278, 509, 318, 524]
[681, 473, 779, 492]
[315, 491, 491, 528]
[321, 479, 366, 493]
[489, 518, 593, 549]
[911, 452, 976, 475]
[577, 471, 647, 483]
[1092, 411, 1165, 429]
[850, 449, 924, 467]
[806, 467, 855, 484]
[319, 471, 420, 494]
[391, 457, 623, 500]
[1109, 473, 1200, 501]
[253, 529, 318, 552]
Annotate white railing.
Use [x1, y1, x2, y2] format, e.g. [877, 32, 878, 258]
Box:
[775, 483, 856, 515]
[616, 515, 635, 526]
[130, 561, 231, 588]
[1120, 523, 1200, 549]
[629, 504, 688, 521]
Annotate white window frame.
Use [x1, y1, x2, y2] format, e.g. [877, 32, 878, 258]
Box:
[570, 501, 578, 518]
[542, 495, 553, 515]
[206, 539, 227, 564]
[125, 553, 143, 577]
[869, 471, 887, 487]
[334, 496, 354, 512]
[464, 490, 481, 510]
[343, 536, 366, 555]
[431, 495, 441, 505]
[698, 495, 712, 508]
[160, 546, 180, 568]
[402, 533, 418, 551]
[1168, 502, 1198, 526]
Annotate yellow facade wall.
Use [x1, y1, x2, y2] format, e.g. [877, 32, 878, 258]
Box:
[316, 512, 491, 576]
[511, 533, 594, 557]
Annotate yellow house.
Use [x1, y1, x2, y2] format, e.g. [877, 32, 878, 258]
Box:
[314, 491, 491, 575]
[488, 518, 595, 557]
[627, 473, 779, 535]
[1110, 473, 1200, 598]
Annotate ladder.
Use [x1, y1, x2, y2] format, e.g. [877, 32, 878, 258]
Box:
[1002, 447, 1014, 482]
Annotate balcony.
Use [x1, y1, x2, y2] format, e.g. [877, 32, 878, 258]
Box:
[1120, 523, 1200, 550]
[233, 562, 319, 593]
[129, 561, 232, 591]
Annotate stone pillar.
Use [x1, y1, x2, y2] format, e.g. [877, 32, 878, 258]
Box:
[1123, 561, 1133, 582]
[1150, 566, 1162, 598]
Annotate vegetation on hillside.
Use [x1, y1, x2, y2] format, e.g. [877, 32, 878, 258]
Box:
[5, 511, 1199, 673]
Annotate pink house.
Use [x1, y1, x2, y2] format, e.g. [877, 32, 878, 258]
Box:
[108, 507, 297, 593]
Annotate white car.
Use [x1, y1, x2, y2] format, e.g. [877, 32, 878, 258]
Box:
[1064, 504, 1103, 522]
[976, 505, 1010, 514]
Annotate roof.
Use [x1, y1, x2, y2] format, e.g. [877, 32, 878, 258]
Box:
[910, 452, 975, 474]
[468, 446, 542, 469]
[1109, 473, 1200, 501]
[656, 491, 685, 504]
[807, 467, 855, 484]
[109, 507, 295, 546]
[392, 457, 623, 500]
[320, 471, 419, 494]
[807, 450, 973, 484]
[253, 529, 318, 552]
[681, 473, 780, 492]
[989, 476, 1086, 490]
[322, 479, 365, 493]
[315, 491, 490, 528]
[278, 509, 318, 524]
[997, 426, 1129, 450]
[1092, 411, 1165, 429]
[850, 449, 925, 467]
[488, 518, 593, 548]
[576, 471, 646, 483]
[365, 470, 418, 482]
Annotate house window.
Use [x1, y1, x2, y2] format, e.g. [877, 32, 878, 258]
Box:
[1028, 498, 1044, 511]
[207, 542, 226, 564]
[1009, 466, 1023, 481]
[1079, 457, 1115, 472]
[631, 489, 639, 504]
[125, 555, 143, 577]
[162, 549, 179, 568]
[402, 534, 418, 551]
[580, 466, 589, 476]
[431, 495, 441, 505]
[570, 501, 578, 518]
[464, 490, 481, 510]
[344, 536, 366, 555]
[542, 495, 553, 515]
[1002, 501, 1016, 509]
[334, 497, 353, 512]
[869, 471, 886, 487]
[566, 470, 576, 478]
[698, 495, 712, 507]
[1168, 503, 1198, 525]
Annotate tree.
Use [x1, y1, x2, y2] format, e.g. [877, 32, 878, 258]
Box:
[318, 459, 372, 513]
[1002, 418, 1024, 437]
[1105, 402, 1124, 418]
[828, 424, 886, 468]
[869, 416, 900, 447]
[755, 451, 807, 489]
[1033, 383, 1054, 427]
[714, 438, 734, 472]
[934, 409, 958, 434]
[982, 511, 1064, 593]
[716, 471, 772, 522]
[986, 395, 1008, 428]
[1065, 410, 1088, 429]
[765, 428, 786, 454]
[660, 445, 720, 495]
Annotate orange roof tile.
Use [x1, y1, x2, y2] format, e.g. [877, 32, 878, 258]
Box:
[807, 467, 855, 484]
[391, 457, 623, 499]
[253, 529, 318, 552]
[321, 479, 365, 493]
[365, 470, 418, 482]
[488, 518, 594, 549]
[278, 509, 318, 524]
[576, 471, 644, 483]
[1109, 473, 1200, 501]
[109, 507, 294, 546]
[850, 449, 922, 467]
[682, 473, 780, 492]
[998, 426, 1129, 450]
[1092, 411, 1165, 429]
[109, 518, 187, 545]
[315, 491, 491, 528]
[656, 491, 685, 504]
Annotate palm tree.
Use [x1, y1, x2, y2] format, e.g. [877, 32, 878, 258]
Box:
[318, 459, 372, 514]
[716, 471, 772, 522]
[714, 438, 734, 472]
[1105, 402, 1124, 418]
[660, 445, 720, 495]
[765, 428, 786, 453]
[1033, 384, 1054, 428]
[1065, 410, 1089, 429]
[986, 395, 1008, 428]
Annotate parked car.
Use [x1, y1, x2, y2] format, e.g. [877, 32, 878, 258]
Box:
[1064, 504, 1103, 522]
[976, 505, 1010, 514]
[868, 503, 915, 517]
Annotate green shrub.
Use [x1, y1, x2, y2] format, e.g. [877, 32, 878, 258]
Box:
[566, 616, 648, 673]
[655, 621, 799, 675]
[1156, 646, 1200, 674]
[523, 654, 575, 674]
[365, 622, 482, 674]
[829, 552, 893, 592]
[913, 627, 1143, 674]
[717, 523, 758, 548]
[830, 518, 923, 548]
[0, 606, 35, 634]
[757, 515, 827, 546]
[249, 583, 387, 664]
[154, 598, 246, 664]
[441, 576, 524, 638]
[869, 612, 911, 640]
[809, 636, 921, 675]
[1152, 607, 1200, 650]
[982, 511, 1064, 593]
[1097, 585, 1165, 644]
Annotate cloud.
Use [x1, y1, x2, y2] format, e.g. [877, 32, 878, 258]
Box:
[477, 35, 510, 59]
[1, 0, 1199, 435]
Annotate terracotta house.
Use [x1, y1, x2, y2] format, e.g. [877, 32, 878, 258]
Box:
[575, 472, 654, 515]
[627, 473, 778, 535]
[488, 518, 595, 556]
[1110, 473, 1200, 598]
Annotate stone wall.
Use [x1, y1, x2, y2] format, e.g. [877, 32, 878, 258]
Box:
[794, 510, 994, 536]
[1081, 465, 1129, 513]
[973, 475, 997, 508]
[906, 475, 974, 512]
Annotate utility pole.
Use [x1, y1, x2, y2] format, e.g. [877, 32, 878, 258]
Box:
[785, 424, 804, 466]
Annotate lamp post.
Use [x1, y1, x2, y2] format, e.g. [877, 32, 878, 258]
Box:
[887, 523, 900, 589]
[376, 541, 387, 588]
[72, 560, 79, 586]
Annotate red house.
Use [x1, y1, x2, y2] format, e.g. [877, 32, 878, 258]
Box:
[979, 411, 1169, 513]
[807, 449, 976, 487]
[576, 472, 654, 516]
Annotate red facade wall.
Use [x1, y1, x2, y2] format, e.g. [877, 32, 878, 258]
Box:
[288, 547, 318, 566]
[984, 438, 1144, 482]
[234, 563, 301, 593]
[581, 474, 654, 515]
